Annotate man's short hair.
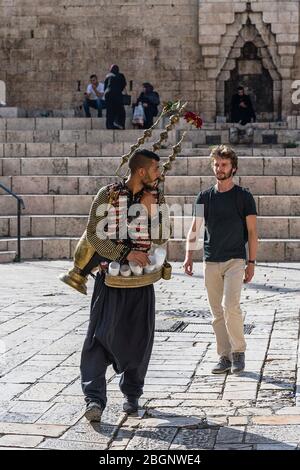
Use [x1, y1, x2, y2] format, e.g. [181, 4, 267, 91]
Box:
[90, 74, 97, 80]
[237, 86, 244, 91]
[209, 145, 238, 174]
[129, 149, 160, 174]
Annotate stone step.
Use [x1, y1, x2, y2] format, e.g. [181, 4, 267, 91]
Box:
[1, 215, 300, 239]
[0, 194, 299, 216]
[1, 142, 300, 158]
[0, 250, 16, 263]
[1, 119, 299, 144]
[0, 128, 177, 144]
[0, 236, 299, 262]
[1, 175, 299, 196]
[167, 239, 300, 262]
[1, 155, 300, 177]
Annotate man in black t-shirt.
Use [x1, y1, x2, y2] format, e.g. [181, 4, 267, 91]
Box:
[183, 145, 258, 374]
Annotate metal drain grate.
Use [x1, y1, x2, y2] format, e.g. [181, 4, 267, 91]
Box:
[155, 320, 186, 332]
[157, 309, 211, 319]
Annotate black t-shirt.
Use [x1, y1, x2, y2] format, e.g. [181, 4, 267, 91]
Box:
[193, 185, 257, 262]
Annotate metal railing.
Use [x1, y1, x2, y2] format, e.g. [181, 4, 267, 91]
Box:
[0, 183, 25, 262]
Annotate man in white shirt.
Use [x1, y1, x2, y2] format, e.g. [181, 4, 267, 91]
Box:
[84, 74, 105, 117]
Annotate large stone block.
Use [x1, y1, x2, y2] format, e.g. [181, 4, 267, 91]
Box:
[51, 143, 76, 157]
[9, 215, 31, 237]
[62, 118, 91, 130]
[76, 144, 101, 157]
[6, 118, 35, 130]
[187, 157, 212, 176]
[101, 143, 124, 156]
[48, 176, 79, 195]
[6, 131, 34, 143]
[276, 177, 300, 195]
[31, 216, 56, 237]
[285, 241, 300, 261]
[164, 176, 201, 195]
[0, 108, 26, 118]
[55, 216, 87, 237]
[289, 217, 300, 238]
[264, 158, 292, 176]
[35, 118, 62, 130]
[238, 158, 264, 176]
[34, 130, 60, 143]
[86, 130, 113, 144]
[59, 130, 86, 143]
[0, 175, 11, 193]
[163, 156, 188, 176]
[12, 175, 48, 194]
[258, 196, 300, 216]
[88, 158, 118, 176]
[21, 158, 68, 175]
[239, 176, 275, 195]
[21, 195, 54, 215]
[258, 217, 289, 238]
[2, 158, 21, 176]
[8, 238, 42, 259]
[54, 195, 93, 215]
[0, 217, 9, 236]
[4, 143, 26, 158]
[67, 158, 89, 175]
[292, 158, 300, 176]
[257, 241, 285, 262]
[78, 176, 116, 195]
[26, 143, 51, 157]
[42, 238, 70, 259]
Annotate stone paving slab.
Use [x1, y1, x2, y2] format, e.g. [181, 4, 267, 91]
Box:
[0, 261, 299, 450]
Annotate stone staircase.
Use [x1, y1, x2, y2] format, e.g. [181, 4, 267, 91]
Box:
[0, 117, 300, 263]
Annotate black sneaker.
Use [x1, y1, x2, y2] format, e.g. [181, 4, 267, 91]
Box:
[123, 396, 139, 414]
[84, 402, 103, 422]
[232, 352, 245, 374]
[211, 356, 232, 374]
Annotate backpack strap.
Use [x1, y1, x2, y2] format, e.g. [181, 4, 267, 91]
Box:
[202, 187, 214, 223]
[235, 185, 249, 242]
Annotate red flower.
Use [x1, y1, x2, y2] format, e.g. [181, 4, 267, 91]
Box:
[184, 111, 203, 129]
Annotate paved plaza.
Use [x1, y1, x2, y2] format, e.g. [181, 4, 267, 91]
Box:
[0, 260, 299, 450]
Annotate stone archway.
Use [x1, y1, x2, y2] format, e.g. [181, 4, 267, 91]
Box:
[199, 1, 298, 121]
[217, 21, 282, 121]
[224, 42, 274, 121]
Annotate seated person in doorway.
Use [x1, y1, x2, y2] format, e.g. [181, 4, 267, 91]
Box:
[84, 74, 106, 118]
[230, 86, 256, 126]
[134, 83, 160, 129]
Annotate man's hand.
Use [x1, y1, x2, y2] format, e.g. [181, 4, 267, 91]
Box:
[126, 251, 150, 267]
[243, 263, 255, 283]
[143, 103, 148, 108]
[183, 254, 194, 276]
[140, 191, 158, 218]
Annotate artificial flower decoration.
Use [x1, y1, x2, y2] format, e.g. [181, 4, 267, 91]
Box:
[184, 111, 203, 129]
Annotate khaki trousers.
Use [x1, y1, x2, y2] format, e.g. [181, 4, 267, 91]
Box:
[204, 258, 246, 358]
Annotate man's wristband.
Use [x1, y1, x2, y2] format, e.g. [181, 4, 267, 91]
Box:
[247, 260, 256, 264]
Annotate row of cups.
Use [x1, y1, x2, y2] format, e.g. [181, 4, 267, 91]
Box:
[108, 248, 166, 277]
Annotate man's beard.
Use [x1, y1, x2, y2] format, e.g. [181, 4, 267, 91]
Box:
[216, 169, 234, 181]
[142, 177, 159, 190]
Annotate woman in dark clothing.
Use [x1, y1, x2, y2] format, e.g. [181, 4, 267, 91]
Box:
[135, 83, 160, 129]
[104, 64, 127, 129]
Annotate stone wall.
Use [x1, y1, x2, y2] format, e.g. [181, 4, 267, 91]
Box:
[0, 0, 300, 121]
